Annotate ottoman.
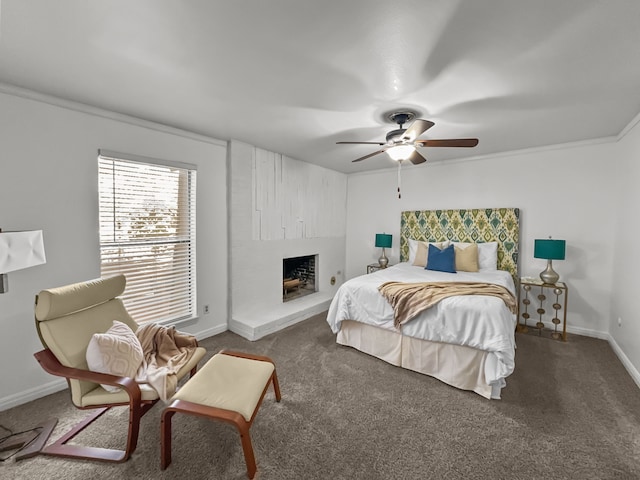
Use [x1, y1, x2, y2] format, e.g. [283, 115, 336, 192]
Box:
[161, 350, 281, 479]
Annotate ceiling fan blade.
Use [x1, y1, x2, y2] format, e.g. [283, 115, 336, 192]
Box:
[407, 150, 427, 165]
[352, 149, 387, 162]
[416, 138, 479, 148]
[402, 119, 435, 142]
[337, 141, 386, 145]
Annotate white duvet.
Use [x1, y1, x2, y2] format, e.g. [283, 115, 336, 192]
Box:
[326, 262, 518, 386]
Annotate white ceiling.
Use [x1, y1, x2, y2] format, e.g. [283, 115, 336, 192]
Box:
[1, 1, 640, 173]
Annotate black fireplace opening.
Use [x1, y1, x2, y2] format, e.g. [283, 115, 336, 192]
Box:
[282, 254, 317, 302]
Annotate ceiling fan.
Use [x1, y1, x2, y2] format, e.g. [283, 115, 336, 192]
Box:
[337, 111, 479, 164]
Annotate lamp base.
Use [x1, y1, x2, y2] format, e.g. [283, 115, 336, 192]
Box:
[378, 249, 389, 268]
[539, 260, 560, 285]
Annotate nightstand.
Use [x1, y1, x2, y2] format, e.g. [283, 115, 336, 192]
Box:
[517, 277, 568, 341]
[367, 263, 390, 274]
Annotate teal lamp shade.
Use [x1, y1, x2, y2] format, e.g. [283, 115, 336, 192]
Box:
[534, 238, 565, 284]
[375, 233, 392, 268]
[375, 234, 392, 249]
[534, 239, 566, 260]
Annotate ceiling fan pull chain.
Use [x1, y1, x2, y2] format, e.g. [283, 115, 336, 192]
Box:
[397, 160, 402, 199]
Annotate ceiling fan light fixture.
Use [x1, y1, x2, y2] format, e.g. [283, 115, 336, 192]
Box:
[387, 144, 415, 161]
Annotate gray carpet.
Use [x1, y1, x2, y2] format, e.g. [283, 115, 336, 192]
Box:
[1, 312, 640, 479]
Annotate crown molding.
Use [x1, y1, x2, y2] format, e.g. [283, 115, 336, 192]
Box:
[617, 109, 640, 141]
[0, 82, 227, 147]
[348, 135, 618, 177]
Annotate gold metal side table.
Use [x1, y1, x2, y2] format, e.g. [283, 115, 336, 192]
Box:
[517, 277, 568, 341]
[367, 263, 390, 274]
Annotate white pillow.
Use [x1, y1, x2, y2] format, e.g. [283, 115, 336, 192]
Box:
[408, 238, 449, 264]
[451, 241, 498, 271]
[408, 239, 420, 263]
[478, 242, 498, 270]
[86, 320, 144, 392]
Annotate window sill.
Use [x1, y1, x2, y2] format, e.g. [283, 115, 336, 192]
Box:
[152, 316, 200, 329]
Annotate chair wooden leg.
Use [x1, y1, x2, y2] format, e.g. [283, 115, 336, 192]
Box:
[12, 418, 57, 461]
[32, 348, 154, 463]
[160, 409, 176, 470]
[41, 407, 133, 463]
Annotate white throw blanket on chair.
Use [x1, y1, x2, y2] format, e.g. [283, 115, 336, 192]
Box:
[135, 323, 198, 401]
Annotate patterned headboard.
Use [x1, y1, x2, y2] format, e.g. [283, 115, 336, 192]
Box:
[400, 208, 520, 278]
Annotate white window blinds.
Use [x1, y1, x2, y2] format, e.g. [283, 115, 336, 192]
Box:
[98, 150, 197, 324]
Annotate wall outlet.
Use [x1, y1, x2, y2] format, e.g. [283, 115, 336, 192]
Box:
[204, 305, 210, 315]
[618, 316, 622, 327]
[330, 276, 336, 285]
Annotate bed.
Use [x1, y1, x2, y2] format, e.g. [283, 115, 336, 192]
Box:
[326, 208, 520, 399]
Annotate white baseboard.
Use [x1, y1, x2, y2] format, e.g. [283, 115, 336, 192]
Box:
[565, 324, 609, 340]
[0, 378, 67, 412]
[607, 335, 640, 389]
[195, 324, 228, 341]
[228, 318, 256, 341]
[527, 322, 639, 389]
[532, 320, 609, 340]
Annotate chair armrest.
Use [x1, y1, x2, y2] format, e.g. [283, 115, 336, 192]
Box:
[34, 348, 142, 405]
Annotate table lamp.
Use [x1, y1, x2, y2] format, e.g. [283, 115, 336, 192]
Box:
[375, 233, 392, 268]
[534, 237, 565, 285]
[0, 230, 47, 293]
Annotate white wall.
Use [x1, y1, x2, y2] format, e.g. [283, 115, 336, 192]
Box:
[2, 85, 638, 408]
[229, 140, 347, 339]
[346, 140, 618, 337]
[0, 90, 228, 409]
[611, 117, 640, 380]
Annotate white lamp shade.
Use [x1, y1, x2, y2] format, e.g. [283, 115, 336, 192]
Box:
[0, 230, 47, 273]
[387, 145, 415, 161]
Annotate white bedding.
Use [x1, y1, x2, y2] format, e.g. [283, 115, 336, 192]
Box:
[326, 262, 517, 386]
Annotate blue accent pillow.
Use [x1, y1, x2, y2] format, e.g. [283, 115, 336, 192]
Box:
[426, 244, 457, 273]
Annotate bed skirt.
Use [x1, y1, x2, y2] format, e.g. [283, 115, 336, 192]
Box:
[336, 320, 503, 399]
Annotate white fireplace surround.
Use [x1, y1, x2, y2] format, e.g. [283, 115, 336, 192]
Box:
[229, 140, 347, 340]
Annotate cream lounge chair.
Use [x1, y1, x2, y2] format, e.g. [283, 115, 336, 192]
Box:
[32, 274, 206, 463]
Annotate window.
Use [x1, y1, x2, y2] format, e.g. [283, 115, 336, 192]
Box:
[98, 150, 197, 324]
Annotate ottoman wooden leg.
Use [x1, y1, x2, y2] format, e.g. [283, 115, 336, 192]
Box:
[272, 371, 282, 402]
[237, 421, 257, 479]
[160, 353, 281, 479]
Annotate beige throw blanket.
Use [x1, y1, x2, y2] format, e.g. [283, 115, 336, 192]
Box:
[378, 281, 517, 329]
[135, 323, 198, 401]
